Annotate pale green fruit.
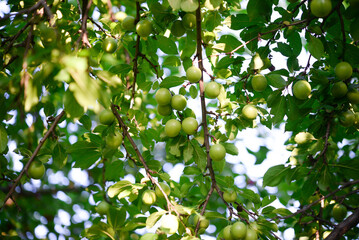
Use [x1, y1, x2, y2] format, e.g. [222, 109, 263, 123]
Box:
[136, 19, 152, 38]
[231, 221, 247, 239]
[242, 105, 258, 120]
[161, 214, 178, 234]
[335, 62, 353, 81]
[122, 16, 135, 31]
[244, 228, 257, 240]
[347, 90, 359, 104]
[186, 66, 202, 83]
[293, 80, 311, 100]
[106, 133, 123, 149]
[205, 81, 221, 99]
[171, 95, 187, 111]
[310, 0, 332, 18]
[99, 109, 115, 125]
[223, 225, 234, 240]
[155, 88, 172, 105]
[209, 144, 226, 161]
[96, 201, 110, 215]
[155, 182, 171, 198]
[171, 20, 186, 37]
[28, 160, 45, 179]
[332, 203, 347, 221]
[157, 105, 172, 116]
[294, 132, 315, 144]
[251, 74, 267, 92]
[142, 190, 157, 205]
[223, 190, 237, 203]
[165, 119, 181, 137]
[182, 117, 198, 135]
[182, 13, 196, 30]
[331, 81, 348, 98]
[339, 110, 355, 127]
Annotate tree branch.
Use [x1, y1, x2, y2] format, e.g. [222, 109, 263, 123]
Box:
[76, 0, 92, 48]
[325, 207, 359, 240]
[131, 2, 141, 104]
[1, 110, 65, 209]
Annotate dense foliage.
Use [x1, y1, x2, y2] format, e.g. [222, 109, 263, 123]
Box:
[0, 0, 359, 239]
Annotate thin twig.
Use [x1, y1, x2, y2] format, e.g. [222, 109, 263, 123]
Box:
[131, 2, 141, 104]
[1, 110, 65, 209]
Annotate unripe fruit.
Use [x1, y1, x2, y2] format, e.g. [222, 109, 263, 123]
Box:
[223, 225, 234, 240]
[99, 109, 115, 125]
[182, 117, 198, 135]
[209, 144, 226, 161]
[294, 132, 315, 144]
[244, 228, 257, 240]
[205, 81, 221, 99]
[28, 160, 45, 179]
[171, 95, 187, 111]
[136, 19, 152, 38]
[310, 0, 332, 18]
[161, 214, 178, 234]
[331, 81, 348, 98]
[155, 182, 171, 198]
[186, 66, 202, 83]
[157, 105, 172, 116]
[171, 20, 186, 37]
[293, 80, 311, 100]
[347, 90, 359, 104]
[122, 16, 135, 31]
[182, 13, 196, 30]
[155, 88, 172, 105]
[332, 203, 347, 222]
[106, 133, 123, 149]
[96, 201, 110, 215]
[165, 119, 181, 137]
[231, 221, 247, 239]
[102, 38, 117, 53]
[223, 190, 237, 203]
[193, 215, 210, 229]
[251, 74, 267, 92]
[335, 62, 353, 81]
[339, 110, 355, 127]
[242, 105, 258, 120]
[142, 190, 157, 205]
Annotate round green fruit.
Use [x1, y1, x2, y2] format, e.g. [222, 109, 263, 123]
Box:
[294, 132, 315, 144]
[171, 20, 186, 37]
[335, 62, 353, 80]
[332, 203, 347, 222]
[347, 90, 359, 104]
[242, 105, 258, 120]
[155, 88, 172, 105]
[28, 160, 45, 179]
[96, 201, 110, 215]
[231, 221, 247, 239]
[251, 74, 267, 92]
[155, 182, 171, 198]
[339, 110, 355, 127]
[157, 105, 172, 116]
[209, 144, 226, 162]
[171, 95, 187, 111]
[331, 81, 348, 98]
[106, 133, 123, 149]
[186, 66, 202, 83]
[142, 189, 157, 205]
[182, 117, 198, 135]
[223, 190, 237, 203]
[102, 38, 117, 53]
[122, 16, 135, 31]
[244, 228, 257, 240]
[194, 215, 210, 229]
[165, 119, 181, 137]
[136, 19, 152, 38]
[182, 13, 196, 30]
[205, 81, 221, 99]
[223, 225, 234, 240]
[161, 214, 178, 234]
[99, 109, 115, 125]
[310, 0, 332, 18]
[293, 80, 311, 100]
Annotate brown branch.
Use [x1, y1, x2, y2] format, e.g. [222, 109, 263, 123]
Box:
[76, 0, 92, 48]
[0, 0, 43, 22]
[277, 179, 359, 220]
[324, 207, 359, 240]
[1, 110, 65, 209]
[195, 185, 214, 235]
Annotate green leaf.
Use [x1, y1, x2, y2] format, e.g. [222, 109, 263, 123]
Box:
[108, 207, 126, 230]
[68, 141, 101, 169]
[53, 142, 67, 169]
[159, 76, 184, 89]
[85, 222, 116, 240]
[266, 74, 287, 88]
[222, 142, 238, 155]
[307, 34, 324, 60]
[64, 91, 84, 119]
[183, 143, 194, 163]
[247, 0, 272, 22]
[262, 195, 276, 207]
[79, 114, 92, 130]
[274, 42, 293, 57]
[0, 125, 8, 153]
[157, 36, 178, 54]
[105, 160, 124, 180]
[272, 208, 292, 217]
[263, 165, 290, 187]
[107, 180, 133, 198]
[213, 35, 242, 53]
[140, 233, 159, 240]
[189, 85, 198, 99]
[191, 140, 207, 172]
[238, 189, 261, 204]
[183, 166, 201, 175]
[146, 210, 166, 229]
[163, 56, 181, 67]
[270, 96, 287, 124]
[181, 0, 199, 12]
[247, 146, 269, 165]
[230, 14, 253, 30]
